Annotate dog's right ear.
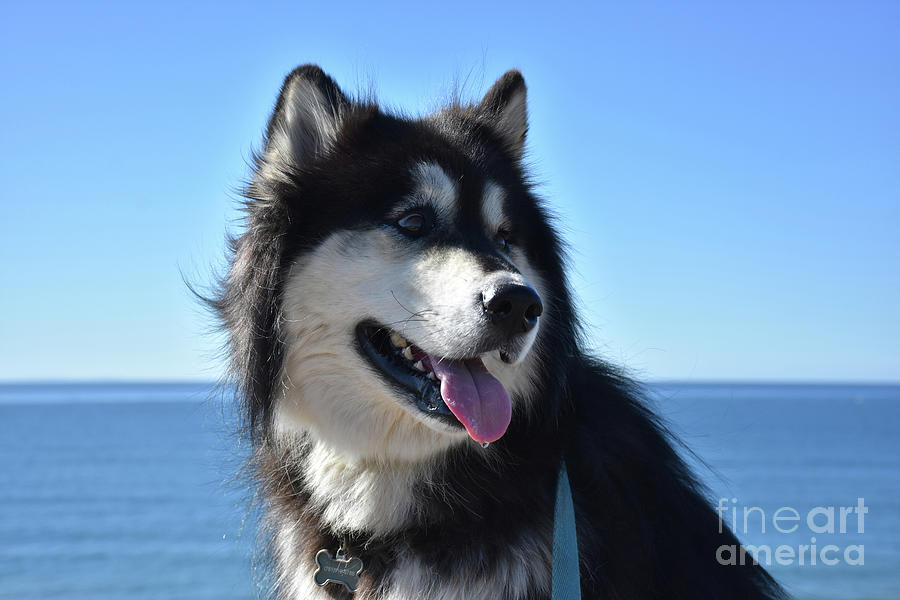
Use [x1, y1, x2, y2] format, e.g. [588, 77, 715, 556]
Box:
[264, 64, 350, 167]
[476, 70, 528, 161]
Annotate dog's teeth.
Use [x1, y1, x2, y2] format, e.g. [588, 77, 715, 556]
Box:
[413, 360, 425, 372]
[402, 347, 414, 361]
[426, 372, 437, 380]
[389, 332, 408, 348]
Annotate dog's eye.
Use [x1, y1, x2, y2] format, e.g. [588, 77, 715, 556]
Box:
[397, 213, 428, 234]
[495, 229, 513, 251]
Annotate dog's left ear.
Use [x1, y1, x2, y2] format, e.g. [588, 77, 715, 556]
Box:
[264, 64, 351, 168]
[477, 70, 528, 160]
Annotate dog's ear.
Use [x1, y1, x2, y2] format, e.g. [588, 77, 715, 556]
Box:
[264, 64, 350, 167]
[477, 70, 528, 160]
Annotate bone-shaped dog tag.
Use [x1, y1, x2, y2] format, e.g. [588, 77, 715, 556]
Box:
[314, 548, 364, 593]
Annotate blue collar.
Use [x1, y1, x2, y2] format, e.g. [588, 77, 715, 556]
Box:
[552, 460, 581, 599]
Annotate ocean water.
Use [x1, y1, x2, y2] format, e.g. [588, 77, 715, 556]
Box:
[1, 382, 898, 599]
[647, 383, 900, 600]
[0, 384, 257, 600]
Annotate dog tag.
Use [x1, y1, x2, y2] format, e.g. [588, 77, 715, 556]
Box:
[314, 548, 364, 593]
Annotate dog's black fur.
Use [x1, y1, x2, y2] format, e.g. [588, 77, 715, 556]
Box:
[215, 65, 786, 599]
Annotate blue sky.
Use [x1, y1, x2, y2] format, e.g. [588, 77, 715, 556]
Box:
[1, 2, 897, 382]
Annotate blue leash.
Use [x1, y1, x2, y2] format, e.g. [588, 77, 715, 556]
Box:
[552, 460, 581, 599]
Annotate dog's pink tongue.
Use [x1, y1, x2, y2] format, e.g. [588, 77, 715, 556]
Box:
[428, 357, 511, 444]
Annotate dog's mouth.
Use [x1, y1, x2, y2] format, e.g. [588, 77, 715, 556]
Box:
[356, 322, 512, 444]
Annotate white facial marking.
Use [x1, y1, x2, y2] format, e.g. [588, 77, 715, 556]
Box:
[405, 162, 458, 218]
[481, 180, 509, 234]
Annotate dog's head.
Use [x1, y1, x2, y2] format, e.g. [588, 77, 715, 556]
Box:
[219, 66, 576, 461]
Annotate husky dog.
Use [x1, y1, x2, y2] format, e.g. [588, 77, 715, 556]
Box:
[216, 65, 785, 599]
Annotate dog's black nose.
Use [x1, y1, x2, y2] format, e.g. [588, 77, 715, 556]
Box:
[483, 283, 543, 336]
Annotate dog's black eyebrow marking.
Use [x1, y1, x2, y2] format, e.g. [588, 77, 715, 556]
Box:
[454, 169, 490, 228]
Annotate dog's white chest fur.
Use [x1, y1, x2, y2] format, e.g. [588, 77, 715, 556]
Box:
[272, 440, 552, 599]
[300, 440, 426, 534]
